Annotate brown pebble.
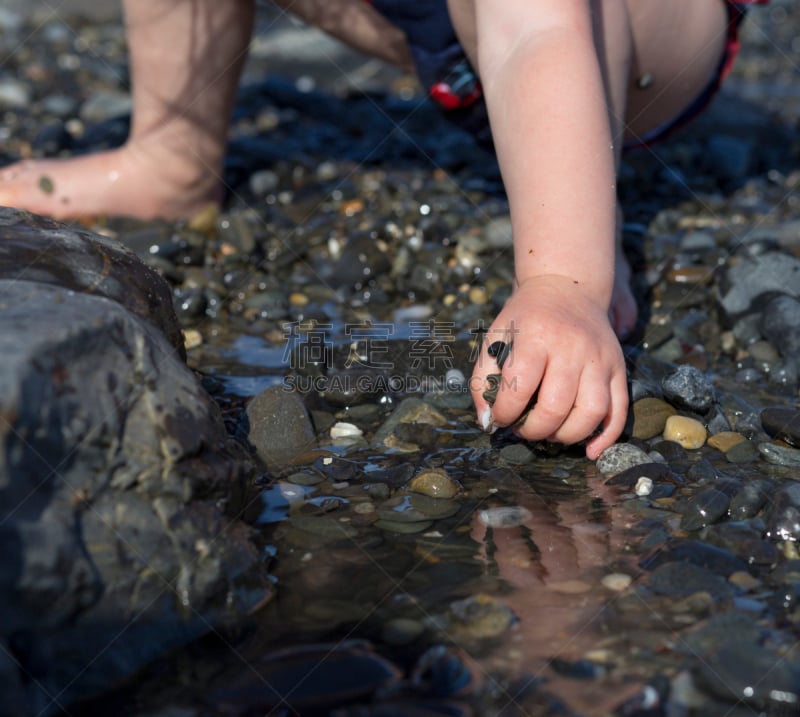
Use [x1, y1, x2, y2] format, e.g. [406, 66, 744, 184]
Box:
[339, 198, 364, 216]
[632, 397, 677, 440]
[707, 431, 746, 453]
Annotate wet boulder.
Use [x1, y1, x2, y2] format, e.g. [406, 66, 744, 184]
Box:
[0, 209, 272, 716]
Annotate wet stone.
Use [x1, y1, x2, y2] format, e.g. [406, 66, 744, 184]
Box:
[649, 439, 688, 464]
[760, 294, 800, 359]
[372, 398, 448, 446]
[663, 415, 707, 449]
[764, 483, 800, 542]
[718, 251, 800, 316]
[499, 443, 534, 465]
[246, 386, 316, 466]
[761, 406, 800, 447]
[444, 594, 516, 641]
[725, 439, 760, 464]
[381, 617, 426, 646]
[701, 522, 779, 567]
[680, 488, 731, 531]
[729, 479, 773, 519]
[706, 431, 746, 453]
[757, 441, 800, 467]
[408, 469, 461, 499]
[646, 562, 736, 600]
[631, 397, 677, 440]
[640, 539, 747, 578]
[693, 644, 800, 709]
[661, 365, 715, 414]
[596, 443, 652, 477]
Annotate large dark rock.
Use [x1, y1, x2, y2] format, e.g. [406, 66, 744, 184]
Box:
[0, 208, 271, 716]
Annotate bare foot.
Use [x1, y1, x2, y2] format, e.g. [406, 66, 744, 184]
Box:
[0, 145, 221, 221]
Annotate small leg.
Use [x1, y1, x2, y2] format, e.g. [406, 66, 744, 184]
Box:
[0, 0, 255, 220]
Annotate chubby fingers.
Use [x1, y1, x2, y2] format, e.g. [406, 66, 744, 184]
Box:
[472, 340, 547, 431]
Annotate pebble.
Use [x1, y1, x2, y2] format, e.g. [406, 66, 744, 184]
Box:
[372, 398, 447, 446]
[706, 431, 746, 452]
[0, 77, 31, 108]
[381, 617, 425, 646]
[725, 439, 760, 464]
[631, 397, 677, 440]
[757, 441, 800, 467]
[247, 386, 316, 465]
[329, 421, 363, 440]
[761, 406, 800, 447]
[764, 483, 800, 541]
[601, 573, 633, 591]
[408, 469, 461, 499]
[596, 443, 652, 477]
[182, 328, 203, 350]
[761, 294, 800, 359]
[635, 477, 654, 496]
[499, 443, 534, 465]
[718, 251, 800, 315]
[729, 480, 773, 519]
[661, 365, 715, 414]
[680, 488, 731, 531]
[646, 561, 735, 600]
[468, 286, 488, 305]
[484, 216, 513, 249]
[663, 415, 707, 449]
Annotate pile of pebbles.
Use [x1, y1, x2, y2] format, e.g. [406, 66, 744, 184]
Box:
[2, 2, 800, 716]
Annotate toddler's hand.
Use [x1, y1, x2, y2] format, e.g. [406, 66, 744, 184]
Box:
[471, 275, 628, 459]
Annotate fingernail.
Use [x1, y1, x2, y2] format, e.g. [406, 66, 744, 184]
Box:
[479, 406, 496, 434]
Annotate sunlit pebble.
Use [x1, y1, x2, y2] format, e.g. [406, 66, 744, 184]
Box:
[289, 292, 309, 307]
[601, 573, 633, 591]
[330, 421, 363, 440]
[419, 204, 431, 216]
[635, 477, 653, 496]
[182, 329, 203, 350]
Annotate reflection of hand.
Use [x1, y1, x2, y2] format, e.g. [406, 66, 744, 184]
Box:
[470, 474, 643, 713]
[471, 275, 628, 459]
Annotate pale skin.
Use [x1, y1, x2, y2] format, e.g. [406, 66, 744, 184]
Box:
[0, 0, 730, 457]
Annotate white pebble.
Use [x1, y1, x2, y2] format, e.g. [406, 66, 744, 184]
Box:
[601, 573, 633, 591]
[330, 421, 363, 439]
[635, 477, 654, 496]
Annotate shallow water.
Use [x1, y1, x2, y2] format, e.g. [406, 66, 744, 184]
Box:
[3, 2, 799, 715]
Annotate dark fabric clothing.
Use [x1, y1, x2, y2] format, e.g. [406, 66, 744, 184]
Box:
[368, 0, 770, 151]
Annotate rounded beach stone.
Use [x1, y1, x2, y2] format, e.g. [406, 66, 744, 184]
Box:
[632, 397, 677, 440]
[663, 415, 707, 449]
[596, 443, 651, 477]
[707, 431, 746, 453]
[661, 365, 715, 414]
[408, 469, 461, 499]
[761, 406, 800, 447]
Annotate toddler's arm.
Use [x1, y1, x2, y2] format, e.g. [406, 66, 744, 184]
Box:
[466, 0, 628, 458]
